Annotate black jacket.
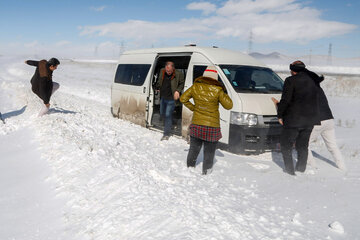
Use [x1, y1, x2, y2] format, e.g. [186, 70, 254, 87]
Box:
[305, 70, 334, 121]
[277, 71, 320, 128]
[26, 60, 53, 104]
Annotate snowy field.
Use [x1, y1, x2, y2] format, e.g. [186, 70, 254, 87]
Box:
[0, 56, 359, 240]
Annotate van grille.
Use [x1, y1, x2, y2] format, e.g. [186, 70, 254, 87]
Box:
[263, 116, 281, 126]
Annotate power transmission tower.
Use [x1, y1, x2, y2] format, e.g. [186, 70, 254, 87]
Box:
[94, 45, 98, 57]
[119, 41, 125, 56]
[248, 30, 253, 54]
[327, 43, 332, 65]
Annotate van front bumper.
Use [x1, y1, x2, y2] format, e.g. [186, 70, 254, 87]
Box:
[228, 123, 282, 154]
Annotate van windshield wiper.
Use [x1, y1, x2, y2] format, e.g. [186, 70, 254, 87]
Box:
[235, 88, 256, 93]
[236, 88, 283, 94]
[236, 88, 271, 93]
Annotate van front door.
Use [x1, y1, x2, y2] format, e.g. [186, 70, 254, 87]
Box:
[182, 53, 232, 144]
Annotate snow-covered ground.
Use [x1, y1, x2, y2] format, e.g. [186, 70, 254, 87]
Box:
[0, 56, 359, 239]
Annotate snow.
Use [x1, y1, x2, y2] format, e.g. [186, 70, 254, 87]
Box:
[328, 221, 345, 234]
[1, 55, 360, 239]
[0, 129, 78, 240]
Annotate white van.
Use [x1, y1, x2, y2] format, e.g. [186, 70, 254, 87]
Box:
[111, 46, 284, 154]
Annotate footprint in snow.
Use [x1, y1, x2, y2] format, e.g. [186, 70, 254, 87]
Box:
[328, 221, 345, 234]
[246, 162, 270, 171]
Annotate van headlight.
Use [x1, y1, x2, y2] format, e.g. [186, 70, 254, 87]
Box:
[230, 112, 258, 126]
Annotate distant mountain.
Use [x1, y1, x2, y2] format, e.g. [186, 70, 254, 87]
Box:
[249, 52, 283, 59]
[249, 51, 360, 67]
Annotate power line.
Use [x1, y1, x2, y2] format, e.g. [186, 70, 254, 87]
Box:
[119, 41, 125, 57]
[94, 44, 98, 57]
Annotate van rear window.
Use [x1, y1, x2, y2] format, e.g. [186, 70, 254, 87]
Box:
[114, 64, 151, 86]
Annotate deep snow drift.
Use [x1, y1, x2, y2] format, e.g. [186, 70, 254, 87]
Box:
[0, 56, 359, 240]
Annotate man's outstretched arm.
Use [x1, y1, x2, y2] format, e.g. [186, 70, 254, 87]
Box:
[25, 60, 39, 66]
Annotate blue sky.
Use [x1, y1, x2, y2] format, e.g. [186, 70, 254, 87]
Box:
[0, 0, 359, 58]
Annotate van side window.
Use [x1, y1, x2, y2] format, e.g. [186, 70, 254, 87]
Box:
[114, 64, 151, 86]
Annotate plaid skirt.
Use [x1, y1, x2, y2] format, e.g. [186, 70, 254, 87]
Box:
[189, 124, 222, 142]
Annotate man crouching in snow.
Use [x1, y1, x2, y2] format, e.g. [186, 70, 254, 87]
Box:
[25, 58, 60, 116]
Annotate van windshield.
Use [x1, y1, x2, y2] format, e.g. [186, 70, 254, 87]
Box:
[220, 65, 284, 93]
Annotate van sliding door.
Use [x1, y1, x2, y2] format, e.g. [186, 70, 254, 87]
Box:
[146, 53, 192, 133]
[111, 53, 157, 127]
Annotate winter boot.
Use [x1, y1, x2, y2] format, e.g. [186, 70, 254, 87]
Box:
[38, 105, 50, 117]
[336, 160, 347, 171]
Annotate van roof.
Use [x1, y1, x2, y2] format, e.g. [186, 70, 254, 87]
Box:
[122, 46, 266, 67]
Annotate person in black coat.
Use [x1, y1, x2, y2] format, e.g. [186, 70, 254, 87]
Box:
[272, 61, 320, 175]
[25, 58, 60, 116]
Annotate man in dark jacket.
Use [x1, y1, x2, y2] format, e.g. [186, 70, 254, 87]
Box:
[156, 61, 185, 140]
[306, 70, 346, 170]
[272, 61, 320, 175]
[25, 58, 60, 116]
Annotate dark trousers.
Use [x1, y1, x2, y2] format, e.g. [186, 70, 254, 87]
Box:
[280, 127, 313, 174]
[187, 137, 217, 172]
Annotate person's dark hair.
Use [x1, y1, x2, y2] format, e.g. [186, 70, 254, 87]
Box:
[289, 60, 306, 73]
[165, 61, 175, 68]
[48, 58, 60, 66]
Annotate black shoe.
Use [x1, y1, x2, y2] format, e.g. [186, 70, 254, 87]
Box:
[202, 168, 213, 175]
[187, 161, 196, 168]
[161, 135, 170, 141]
[283, 169, 296, 176]
[295, 166, 306, 173]
[187, 160, 196, 168]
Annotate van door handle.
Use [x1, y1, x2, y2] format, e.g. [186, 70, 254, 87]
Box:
[143, 87, 146, 93]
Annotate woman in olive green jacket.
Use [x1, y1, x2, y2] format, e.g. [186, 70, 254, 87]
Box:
[180, 66, 233, 175]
